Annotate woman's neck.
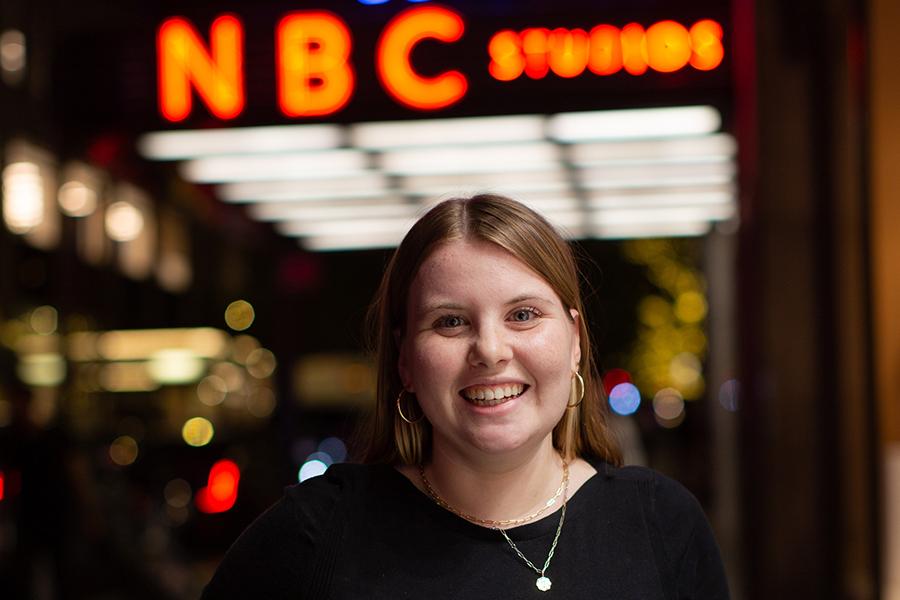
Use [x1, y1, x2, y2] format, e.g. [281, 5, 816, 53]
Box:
[422, 438, 566, 525]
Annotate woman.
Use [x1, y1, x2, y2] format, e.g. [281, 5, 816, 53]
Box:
[202, 194, 729, 599]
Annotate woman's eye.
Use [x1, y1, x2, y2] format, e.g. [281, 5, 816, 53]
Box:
[510, 307, 539, 322]
[435, 315, 465, 329]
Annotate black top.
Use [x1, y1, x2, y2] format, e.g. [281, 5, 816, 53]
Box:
[202, 460, 730, 599]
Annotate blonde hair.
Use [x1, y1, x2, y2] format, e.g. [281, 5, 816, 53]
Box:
[358, 194, 622, 467]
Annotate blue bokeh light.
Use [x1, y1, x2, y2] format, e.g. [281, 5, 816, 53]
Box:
[357, 0, 390, 4]
[609, 383, 641, 416]
[305, 451, 334, 467]
[318, 437, 347, 463]
[299, 459, 329, 482]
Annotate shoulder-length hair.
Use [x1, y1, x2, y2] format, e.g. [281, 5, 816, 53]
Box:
[357, 194, 622, 467]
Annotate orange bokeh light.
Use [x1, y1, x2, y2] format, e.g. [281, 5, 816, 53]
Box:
[548, 28, 590, 78]
[620, 23, 648, 75]
[521, 28, 550, 79]
[377, 6, 467, 111]
[276, 12, 354, 117]
[588, 24, 624, 76]
[487, 30, 524, 81]
[157, 15, 245, 122]
[645, 20, 692, 73]
[689, 19, 725, 71]
[195, 459, 240, 514]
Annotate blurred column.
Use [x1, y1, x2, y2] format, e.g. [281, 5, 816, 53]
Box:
[737, 0, 878, 598]
[870, 0, 900, 597]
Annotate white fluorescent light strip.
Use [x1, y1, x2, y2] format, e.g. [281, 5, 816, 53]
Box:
[401, 169, 570, 196]
[181, 150, 369, 183]
[219, 174, 389, 203]
[580, 174, 735, 191]
[381, 142, 560, 176]
[569, 134, 736, 164]
[302, 232, 407, 251]
[137, 124, 343, 160]
[351, 115, 545, 149]
[248, 201, 414, 222]
[593, 220, 713, 239]
[549, 105, 721, 142]
[579, 161, 736, 187]
[277, 216, 418, 237]
[588, 190, 735, 210]
[591, 205, 736, 227]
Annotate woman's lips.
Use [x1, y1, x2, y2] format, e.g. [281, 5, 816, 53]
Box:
[459, 383, 528, 406]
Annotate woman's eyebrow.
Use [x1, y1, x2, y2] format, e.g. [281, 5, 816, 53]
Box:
[420, 301, 465, 315]
[506, 294, 555, 305]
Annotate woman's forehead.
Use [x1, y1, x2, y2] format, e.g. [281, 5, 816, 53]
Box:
[409, 239, 558, 305]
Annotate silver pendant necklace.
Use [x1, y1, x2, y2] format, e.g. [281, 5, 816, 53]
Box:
[496, 497, 567, 592]
[418, 459, 569, 593]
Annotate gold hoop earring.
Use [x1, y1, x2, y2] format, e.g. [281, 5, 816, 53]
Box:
[568, 372, 585, 408]
[396, 390, 423, 424]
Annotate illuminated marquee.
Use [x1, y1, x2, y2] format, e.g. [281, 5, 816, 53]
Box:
[156, 6, 725, 122]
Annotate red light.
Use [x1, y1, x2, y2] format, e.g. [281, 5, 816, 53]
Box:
[0, 470, 4, 501]
[602, 368, 633, 396]
[195, 459, 240, 514]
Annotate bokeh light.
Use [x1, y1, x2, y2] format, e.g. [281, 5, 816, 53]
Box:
[719, 379, 740, 411]
[609, 382, 641, 416]
[0, 29, 26, 80]
[164, 478, 192, 508]
[105, 200, 144, 241]
[653, 387, 685, 428]
[674, 291, 707, 323]
[224, 300, 255, 331]
[602, 368, 632, 395]
[182, 417, 215, 447]
[231, 334, 260, 364]
[211, 361, 244, 391]
[109, 435, 139, 466]
[306, 451, 334, 467]
[147, 349, 205, 384]
[669, 352, 702, 388]
[2, 161, 43, 233]
[17, 353, 66, 387]
[319, 437, 347, 463]
[196, 459, 240, 513]
[29, 305, 58, 335]
[58, 180, 98, 217]
[299, 459, 328, 482]
[197, 375, 228, 406]
[246, 387, 276, 418]
[246, 348, 276, 379]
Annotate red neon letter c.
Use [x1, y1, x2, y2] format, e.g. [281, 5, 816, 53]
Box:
[376, 6, 467, 111]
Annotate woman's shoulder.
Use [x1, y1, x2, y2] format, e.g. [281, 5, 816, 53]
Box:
[201, 463, 388, 599]
[592, 461, 703, 517]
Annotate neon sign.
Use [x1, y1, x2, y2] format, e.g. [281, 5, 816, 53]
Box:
[156, 7, 725, 123]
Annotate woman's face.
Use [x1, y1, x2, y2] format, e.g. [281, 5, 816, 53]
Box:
[399, 239, 581, 461]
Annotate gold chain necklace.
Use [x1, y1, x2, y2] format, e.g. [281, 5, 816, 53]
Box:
[418, 460, 570, 592]
[417, 460, 568, 528]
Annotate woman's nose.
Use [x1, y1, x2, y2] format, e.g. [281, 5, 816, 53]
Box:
[467, 323, 513, 367]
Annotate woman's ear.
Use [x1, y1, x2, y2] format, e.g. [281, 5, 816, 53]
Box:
[396, 331, 412, 392]
[569, 309, 582, 370]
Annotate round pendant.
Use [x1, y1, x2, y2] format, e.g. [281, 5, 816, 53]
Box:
[536, 576, 552, 591]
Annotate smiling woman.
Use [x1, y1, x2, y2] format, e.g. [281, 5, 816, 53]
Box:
[201, 194, 730, 599]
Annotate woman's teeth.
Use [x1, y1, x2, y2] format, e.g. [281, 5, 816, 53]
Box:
[461, 384, 525, 406]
